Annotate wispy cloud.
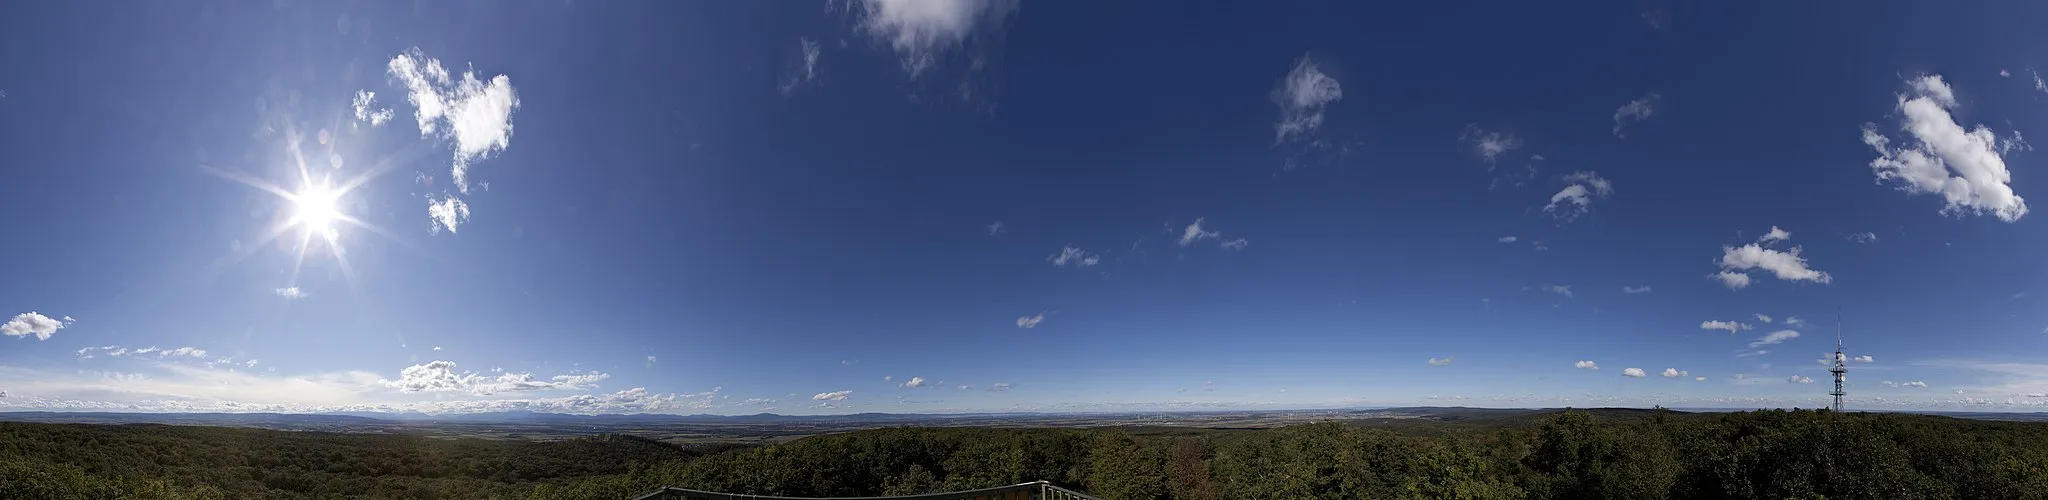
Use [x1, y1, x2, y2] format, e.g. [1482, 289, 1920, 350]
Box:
[1497, 236, 1518, 243]
[1748, 330, 1800, 348]
[988, 383, 1012, 392]
[427, 195, 470, 234]
[985, 221, 1004, 236]
[1854, 355, 1874, 363]
[1540, 284, 1573, 298]
[1544, 171, 1614, 220]
[1272, 54, 1343, 144]
[350, 90, 393, 127]
[854, 0, 1018, 79]
[275, 287, 307, 300]
[812, 390, 852, 401]
[1756, 226, 1790, 245]
[1701, 320, 1754, 334]
[379, 361, 608, 395]
[387, 47, 521, 194]
[1861, 74, 2028, 221]
[1015, 312, 1044, 329]
[1048, 245, 1101, 267]
[1612, 93, 1660, 138]
[1461, 125, 1536, 189]
[1788, 375, 1814, 384]
[1427, 357, 1453, 367]
[1754, 313, 1774, 323]
[1179, 218, 1222, 246]
[3, 312, 68, 341]
[1220, 238, 1249, 251]
[1622, 285, 1652, 294]
[778, 37, 823, 96]
[1847, 232, 1879, 244]
[1574, 360, 1599, 370]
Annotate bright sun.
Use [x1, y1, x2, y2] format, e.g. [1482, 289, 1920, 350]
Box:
[291, 181, 342, 241]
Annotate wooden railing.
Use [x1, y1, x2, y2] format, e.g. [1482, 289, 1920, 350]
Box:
[632, 480, 1100, 500]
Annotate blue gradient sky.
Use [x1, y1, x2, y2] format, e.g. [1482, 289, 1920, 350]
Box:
[3, 0, 2048, 414]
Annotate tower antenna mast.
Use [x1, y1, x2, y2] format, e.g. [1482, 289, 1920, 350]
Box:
[1830, 312, 1847, 412]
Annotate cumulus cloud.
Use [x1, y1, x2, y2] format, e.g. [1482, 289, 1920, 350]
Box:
[3, 312, 67, 340]
[1015, 312, 1044, 329]
[1661, 368, 1688, 378]
[1754, 313, 1774, 323]
[1847, 232, 1879, 244]
[1854, 355, 1874, 363]
[1544, 171, 1613, 220]
[1861, 74, 2028, 221]
[1757, 226, 1791, 245]
[379, 361, 607, 395]
[1272, 54, 1343, 144]
[1540, 285, 1573, 298]
[1179, 218, 1222, 246]
[778, 37, 823, 96]
[1749, 330, 1800, 348]
[1701, 320, 1754, 334]
[275, 287, 306, 299]
[1461, 125, 1523, 166]
[351, 90, 393, 127]
[1498, 236, 1518, 243]
[855, 0, 1018, 79]
[428, 196, 470, 234]
[1622, 368, 1647, 378]
[1612, 93, 1660, 138]
[1574, 360, 1599, 370]
[1895, 381, 1928, 388]
[1048, 245, 1101, 267]
[740, 398, 777, 406]
[1789, 375, 1814, 384]
[1427, 357, 1453, 367]
[1712, 231, 1831, 289]
[1622, 286, 1652, 294]
[388, 48, 521, 194]
[902, 376, 927, 388]
[813, 390, 852, 401]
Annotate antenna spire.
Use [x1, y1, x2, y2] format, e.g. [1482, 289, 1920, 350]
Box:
[1830, 311, 1847, 412]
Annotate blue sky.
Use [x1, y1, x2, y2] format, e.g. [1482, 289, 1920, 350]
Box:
[4, 0, 2048, 415]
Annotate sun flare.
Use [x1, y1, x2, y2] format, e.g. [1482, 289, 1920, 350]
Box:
[290, 180, 342, 242]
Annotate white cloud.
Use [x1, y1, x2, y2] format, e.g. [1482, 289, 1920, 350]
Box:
[1612, 93, 1660, 138]
[1754, 313, 1773, 323]
[1713, 238, 1831, 289]
[427, 196, 470, 234]
[778, 37, 823, 96]
[1789, 375, 1814, 384]
[3, 312, 67, 340]
[1701, 320, 1754, 334]
[902, 376, 927, 387]
[1272, 54, 1343, 144]
[161, 347, 208, 359]
[813, 390, 852, 401]
[1622, 368, 1647, 378]
[1757, 226, 1791, 245]
[1544, 171, 1613, 220]
[2036, 71, 2046, 92]
[274, 287, 306, 300]
[1179, 218, 1222, 246]
[1497, 236, 1518, 243]
[1461, 125, 1523, 165]
[1661, 368, 1688, 378]
[1783, 316, 1810, 328]
[988, 382, 1012, 392]
[2000, 69, 2011, 78]
[646, 355, 657, 364]
[1427, 357, 1453, 367]
[1861, 74, 2028, 221]
[1574, 360, 1599, 370]
[1749, 330, 1800, 348]
[1048, 245, 1101, 267]
[351, 90, 393, 126]
[1015, 312, 1044, 329]
[388, 48, 521, 194]
[1220, 238, 1249, 251]
[855, 0, 1018, 79]
[1899, 381, 1928, 388]
[986, 221, 1003, 236]
[1622, 286, 1652, 294]
[1695, 376, 1707, 381]
[1847, 232, 1879, 244]
[740, 398, 777, 406]
[1540, 284, 1572, 298]
[379, 361, 607, 395]
[1710, 271, 1753, 289]
[884, 375, 892, 382]
[1854, 355, 1874, 363]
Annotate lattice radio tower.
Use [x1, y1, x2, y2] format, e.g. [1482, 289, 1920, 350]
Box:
[1829, 315, 1847, 412]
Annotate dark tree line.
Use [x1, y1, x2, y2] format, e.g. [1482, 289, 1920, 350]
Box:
[6, 409, 2048, 499]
